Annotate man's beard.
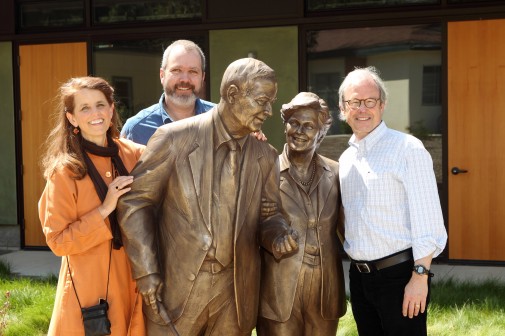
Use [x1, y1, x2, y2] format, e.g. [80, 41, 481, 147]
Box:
[165, 85, 198, 108]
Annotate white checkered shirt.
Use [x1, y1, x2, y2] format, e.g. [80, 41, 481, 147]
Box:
[339, 121, 447, 261]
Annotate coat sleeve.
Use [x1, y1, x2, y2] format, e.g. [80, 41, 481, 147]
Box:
[258, 149, 292, 259]
[38, 169, 112, 256]
[117, 128, 174, 279]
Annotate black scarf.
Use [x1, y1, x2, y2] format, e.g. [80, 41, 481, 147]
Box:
[80, 134, 129, 250]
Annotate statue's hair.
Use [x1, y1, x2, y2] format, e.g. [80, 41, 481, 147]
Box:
[280, 92, 333, 142]
[219, 58, 276, 98]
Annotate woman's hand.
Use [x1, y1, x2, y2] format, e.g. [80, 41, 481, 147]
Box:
[98, 176, 134, 218]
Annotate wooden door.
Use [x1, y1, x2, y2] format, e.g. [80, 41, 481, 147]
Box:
[448, 19, 505, 261]
[20, 42, 87, 247]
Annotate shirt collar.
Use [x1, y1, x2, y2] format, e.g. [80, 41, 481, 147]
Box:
[160, 93, 204, 125]
[279, 144, 329, 173]
[213, 111, 248, 151]
[160, 93, 173, 124]
[349, 121, 387, 153]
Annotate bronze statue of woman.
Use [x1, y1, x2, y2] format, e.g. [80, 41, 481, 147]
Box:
[257, 92, 347, 336]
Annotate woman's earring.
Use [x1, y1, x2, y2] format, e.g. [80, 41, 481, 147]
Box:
[73, 127, 80, 135]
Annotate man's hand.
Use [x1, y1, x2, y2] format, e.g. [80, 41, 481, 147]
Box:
[273, 228, 299, 257]
[402, 273, 429, 318]
[253, 130, 268, 142]
[137, 273, 172, 325]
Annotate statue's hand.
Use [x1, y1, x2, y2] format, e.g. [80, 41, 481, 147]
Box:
[273, 228, 299, 257]
[261, 198, 278, 219]
[137, 273, 171, 325]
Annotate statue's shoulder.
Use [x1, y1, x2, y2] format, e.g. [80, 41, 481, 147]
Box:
[252, 140, 279, 161]
[318, 154, 339, 175]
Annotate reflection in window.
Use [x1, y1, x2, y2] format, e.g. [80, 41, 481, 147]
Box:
[448, 0, 496, 3]
[93, 0, 201, 24]
[112, 77, 134, 123]
[307, 24, 442, 182]
[422, 65, 441, 106]
[307, 0, 438, 11]
[309, 72, 345, 135]
[18, 0, 84, 29]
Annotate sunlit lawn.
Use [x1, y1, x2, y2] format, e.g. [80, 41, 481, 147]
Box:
[254, 279, 505, 336]
[1, 258, 504, 336]
[0, 261, 56, 336]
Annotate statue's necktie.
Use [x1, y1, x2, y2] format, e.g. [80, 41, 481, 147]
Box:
[215, 140, 239, 266]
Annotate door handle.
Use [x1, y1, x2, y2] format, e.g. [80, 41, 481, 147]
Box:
[451, 167, 468, 175]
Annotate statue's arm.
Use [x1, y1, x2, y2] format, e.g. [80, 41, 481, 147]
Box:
[258, 154, 298, 259]
[118, 129, 174, 278]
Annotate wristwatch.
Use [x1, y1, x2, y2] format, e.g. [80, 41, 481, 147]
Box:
[413, 264, 431, 276]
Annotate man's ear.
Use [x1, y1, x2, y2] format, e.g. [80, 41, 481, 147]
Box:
[159, 68, 165, 85]
[226, 85, 239, 104]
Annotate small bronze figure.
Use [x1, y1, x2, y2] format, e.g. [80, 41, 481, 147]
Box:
[257, 92, 346, 336]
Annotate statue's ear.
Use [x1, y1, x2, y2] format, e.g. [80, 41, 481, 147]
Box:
[226, 84, 239, 104]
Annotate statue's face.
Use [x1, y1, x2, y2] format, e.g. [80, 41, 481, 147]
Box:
[235, 78, 277, 133]
[285, 108, 320, 153]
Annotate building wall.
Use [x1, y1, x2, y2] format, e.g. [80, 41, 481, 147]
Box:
[94, 50, 163, 121]
[209, 26, 299, 151]
[0, 41, 20, 249]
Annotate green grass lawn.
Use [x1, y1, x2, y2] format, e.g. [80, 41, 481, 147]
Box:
[1, 259, 505, 336]
[0, 261, 56, 336]
[337, 279, 505, 336]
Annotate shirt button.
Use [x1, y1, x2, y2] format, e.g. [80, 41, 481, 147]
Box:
[188, 273, 196, 281]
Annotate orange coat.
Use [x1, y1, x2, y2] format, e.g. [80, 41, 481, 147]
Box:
[39, 138, 145, 336]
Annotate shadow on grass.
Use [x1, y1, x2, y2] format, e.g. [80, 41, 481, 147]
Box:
[431, 278, 505, 308]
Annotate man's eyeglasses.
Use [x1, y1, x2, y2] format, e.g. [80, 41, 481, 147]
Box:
[344, 98, 381, 110]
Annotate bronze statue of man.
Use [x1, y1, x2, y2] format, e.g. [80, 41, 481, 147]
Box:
[257, 92, 347, 336]
[117, 58, 298, 336]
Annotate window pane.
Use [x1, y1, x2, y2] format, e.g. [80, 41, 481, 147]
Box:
[307, 0, 438, 11]
[93, 0, 201, 24]
[18, 0, 84, 29]
[308, 24, 443, 183]
[422, 65, 441, 106]
[92, 37, 206, 123]
[448, 0, 496, 3]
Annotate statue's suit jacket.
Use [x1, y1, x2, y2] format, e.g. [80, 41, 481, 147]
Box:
[117, 107, 289, 332]
[259, 149, 347, 322]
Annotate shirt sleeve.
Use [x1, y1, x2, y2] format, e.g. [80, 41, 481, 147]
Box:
[404, 146, 448, 260]
[120, 118, 134, 140]
[38, 169, 113, 256]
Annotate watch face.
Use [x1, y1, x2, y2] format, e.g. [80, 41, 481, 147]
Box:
[414, 265, 428, 274]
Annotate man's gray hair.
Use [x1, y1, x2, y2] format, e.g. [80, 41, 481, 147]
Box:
[161, 39, 206, 72]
